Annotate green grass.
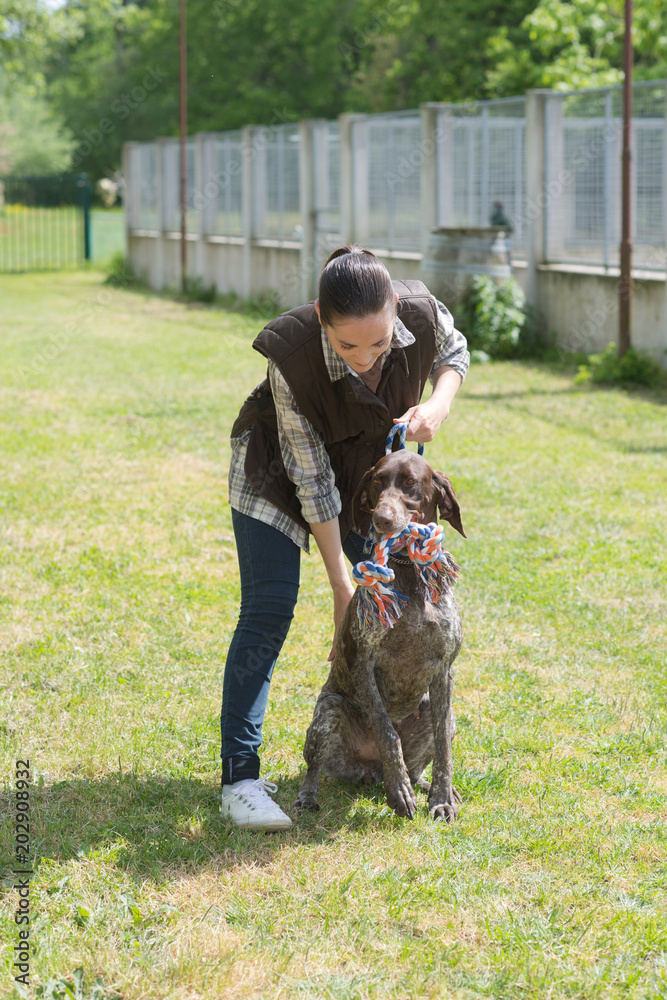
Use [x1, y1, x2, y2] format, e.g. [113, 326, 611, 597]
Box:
[1, 271, 666, 1000]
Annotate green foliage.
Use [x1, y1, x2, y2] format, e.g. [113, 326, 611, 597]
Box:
[462, 274, 551, 359]
[103, 251, 136, 288]
[0, 89, 74, 175]
[575, 342, 667, 389]
[3, 0, 667, 180]
[183, 275, 217, 304]
[487, 0, 667, 95]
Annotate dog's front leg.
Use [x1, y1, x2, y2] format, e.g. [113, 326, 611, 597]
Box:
[354, 665, 417, 820]
[428, 665, 461, 822]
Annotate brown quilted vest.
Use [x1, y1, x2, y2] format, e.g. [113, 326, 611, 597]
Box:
[231, 279, 438, 540]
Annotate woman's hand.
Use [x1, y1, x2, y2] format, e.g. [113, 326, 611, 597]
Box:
[329, 580, 356, 662]
[396, 398, 448, 443]
[395, 366, 462, 443]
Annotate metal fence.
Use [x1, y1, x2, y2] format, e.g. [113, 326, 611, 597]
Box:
[544, 80, 666, 271]
[348, 111, 423, 252]
[125, 80, 666, 271]
[437, 97, 526, 256]
[0, 173, 91, 272]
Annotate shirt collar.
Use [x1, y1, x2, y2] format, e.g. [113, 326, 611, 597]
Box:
[320, 315, 416, 382]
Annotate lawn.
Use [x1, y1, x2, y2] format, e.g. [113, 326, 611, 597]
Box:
[1, 271, 666, 1000]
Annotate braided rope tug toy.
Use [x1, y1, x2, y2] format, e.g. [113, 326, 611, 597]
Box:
[352, 421, 460, 629]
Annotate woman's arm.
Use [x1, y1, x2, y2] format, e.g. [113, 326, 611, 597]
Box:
[268, 363, 354, 660]
[309, 517, 355, 661]
[398, 299, 469, 443]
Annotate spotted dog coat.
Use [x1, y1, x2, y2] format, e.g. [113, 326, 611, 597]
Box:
[293, 450, 466, 821]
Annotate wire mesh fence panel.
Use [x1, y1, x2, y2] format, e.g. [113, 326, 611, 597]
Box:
[253, 124, 301, 241]
[440, 98, 526, 256]
[162, 140, 197, 234]
[365, 113, 422, 251]
[312, 120, 342, 265]
[212, 131, 243, 236]
[545, 81, 665, 270]
[0, 174, 88, 271]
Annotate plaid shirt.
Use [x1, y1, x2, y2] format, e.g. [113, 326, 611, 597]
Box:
[228, 299, 469, 552]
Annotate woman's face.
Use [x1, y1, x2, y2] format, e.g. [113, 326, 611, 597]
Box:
[315, 295, 399, 373]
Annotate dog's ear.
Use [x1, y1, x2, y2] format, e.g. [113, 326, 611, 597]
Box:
[432, 471, 466, 538]
[351, 465, 375, 533]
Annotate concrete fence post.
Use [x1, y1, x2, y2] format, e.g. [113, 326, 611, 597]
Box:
[194, 132, 207, 280]
[122, 141, 135, 244]
[154, 138, 167, 289]
[241, 126, 255, 299]
[543, 93, 565, 264]
[419, 103, 451, 256]
[339, 113, 367, 245]
[525, 89, 549, 308]
[299, 119, 317, 302]
[663, 82, 667, 362]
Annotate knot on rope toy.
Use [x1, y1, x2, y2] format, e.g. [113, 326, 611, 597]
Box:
[385, 420, 424, 457]
[353, 521, 460, 629]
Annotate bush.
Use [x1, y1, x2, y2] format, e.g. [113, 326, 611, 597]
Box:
[104, 252, 136, 288]
[575, 342, 666, 389]
[183, 276, 216, 303]
[461, 274, 552, 359]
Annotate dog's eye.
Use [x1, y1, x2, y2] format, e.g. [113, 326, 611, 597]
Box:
[404, 477, 415, 486]
[372, 477, 382, 485]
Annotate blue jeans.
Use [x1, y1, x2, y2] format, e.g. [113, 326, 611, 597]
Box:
[220, 508, 367, 785]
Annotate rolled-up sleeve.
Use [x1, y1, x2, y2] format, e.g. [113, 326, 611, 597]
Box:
[430, 299, 470, 385]
[268, 361, 342, 524]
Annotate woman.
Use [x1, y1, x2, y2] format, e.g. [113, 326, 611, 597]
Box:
[221, 246, 470, 830]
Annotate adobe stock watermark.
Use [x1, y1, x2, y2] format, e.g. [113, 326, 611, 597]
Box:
[70, 66, 168, 168]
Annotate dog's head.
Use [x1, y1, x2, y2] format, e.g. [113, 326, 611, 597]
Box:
[351, 450, 466, 538]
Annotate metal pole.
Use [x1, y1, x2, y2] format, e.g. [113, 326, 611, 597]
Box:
[179, 0, 187, 294]
[619, 0, 633, 356]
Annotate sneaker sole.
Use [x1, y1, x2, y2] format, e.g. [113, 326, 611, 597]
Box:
[222, 816, 292, 832]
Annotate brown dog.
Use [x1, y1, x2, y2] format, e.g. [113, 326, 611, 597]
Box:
[293, 449, 466, 821]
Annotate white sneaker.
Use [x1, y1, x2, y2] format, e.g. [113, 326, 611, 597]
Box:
[221, 777, 292, 831]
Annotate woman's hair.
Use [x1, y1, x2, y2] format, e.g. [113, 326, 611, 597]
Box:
[317, 245, 395, 326]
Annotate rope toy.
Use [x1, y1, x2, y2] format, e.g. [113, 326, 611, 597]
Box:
[353, 522, 460, 629]
[385, 421, 424, 457]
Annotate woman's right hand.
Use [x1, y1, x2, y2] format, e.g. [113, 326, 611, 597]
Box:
[329, 581, 355, 661]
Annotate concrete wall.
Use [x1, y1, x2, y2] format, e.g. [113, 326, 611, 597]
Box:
[125, 97, 667, 367]
[128, 230, 666, 366]
[535, 265, 667, 360]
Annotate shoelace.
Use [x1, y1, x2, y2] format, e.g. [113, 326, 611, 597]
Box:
[225, 777, 278, 804]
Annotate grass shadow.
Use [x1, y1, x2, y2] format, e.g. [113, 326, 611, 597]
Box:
[1, 772, 425, 882]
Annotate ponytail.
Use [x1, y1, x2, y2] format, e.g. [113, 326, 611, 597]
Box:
[318, 245, 395, 326]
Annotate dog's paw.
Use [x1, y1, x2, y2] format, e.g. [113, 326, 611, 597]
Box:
[291, 796, 320, 814]
[385, 777, 416, 820]
[428, 800, 459, 823]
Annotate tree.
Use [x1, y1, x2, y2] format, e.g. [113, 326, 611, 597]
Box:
[485, 0, 667, 96]
[0, 88, 74, 174]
